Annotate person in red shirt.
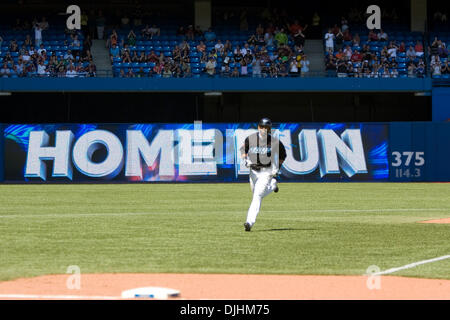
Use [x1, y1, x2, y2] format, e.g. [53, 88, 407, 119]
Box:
[289, 20, 302, 35]
[415, 41, 424, 56]
[351, 50, 363, 62]
[399, 42, 406, 53]
[368, 30, 378, 42]
[343, 29, 352, 41]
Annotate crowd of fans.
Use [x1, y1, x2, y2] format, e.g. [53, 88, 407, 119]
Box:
[322, 17, 436, 78]
[0, 17, 97, 78]
[429, 36, 450, 77]
[109, 20, 311, 78]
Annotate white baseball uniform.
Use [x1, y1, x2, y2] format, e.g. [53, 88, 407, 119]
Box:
[241, 132, 287, 227]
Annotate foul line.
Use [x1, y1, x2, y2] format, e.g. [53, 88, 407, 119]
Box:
[373, 255, 450, 276]
[0, 208, 448, 219]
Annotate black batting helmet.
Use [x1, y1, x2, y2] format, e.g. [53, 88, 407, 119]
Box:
[258, 118, 272, 128]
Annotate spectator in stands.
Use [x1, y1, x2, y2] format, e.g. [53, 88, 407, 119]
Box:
[441, 61, 450, 75]
[343, 29, 352, 42]
[431, 56, 442, 76]
[264, 31, 275, 47]
[141, 25, 152, 39]
[64, 50, 74, 61]
[221, 64, 231, 77]
[390, 68, 399, 78]
[224, 40, 232, 52]
[247, 34, 257, 46]
[126, 68, 135, 78]
[71, 35, 81, 55]
[325, 29, 334, 52]
[33, 21, 43, 47]
[119, 69, 126, 77]
[416, 59, 425, 77]
[147, 50, 158, 63]
[87, 65, 96, 77]
[240, 60, 248, 76]
[368, 30, 378, 42]
[37, 60, 48, 77]
[406, 46, 416, 60]
[181, 60, 191, 77]
[408, 63, 416, 77]
[172, 46, 181, 63]
[399, 42, 406, 53]
[197, 41, 206, 53]
[37, 44, 46, 56]
[185, 25, 194, 40]
[23, 34, 32, 47]
[150, 24, 161, 37]
[9, 39, 18, 52]
[109, 44, 120, 62]
[387, 42, 399, 58]
[353, 33, 360, 47]
[163, 66, 172, 78]
[0, 63, 10, 78]
[289, 57, 299, 76]
[377, 29, 388, 41]
[204, 28, 216, 43]
[301, 54, 310, 76]
[293, 28, 306, 48]
[126, 30, 137, 47]
[274, 28, 288, 47]
[153, 62, 163, 75]
[351, 50, 363, 62]
[214, 40, 224, 53]
[415, 41, 424, 57]
[438, 42, 448, 59]
[256, 24, 264, 36]
[252, 57, 262, 77]
[205, 57, 216, 76]
[231, 67, 240, 77]
[334, 28, 344, 51]
[66, 65, 78, 78]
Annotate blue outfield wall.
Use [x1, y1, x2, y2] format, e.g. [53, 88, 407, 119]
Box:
[1, 122, 449, 183]
[0, 77, 433, 92]
[432, 87, 450, 122]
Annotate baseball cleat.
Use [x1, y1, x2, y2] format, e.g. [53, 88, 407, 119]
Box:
[244, 222, 252, 232]
[274, 185, 279, 193]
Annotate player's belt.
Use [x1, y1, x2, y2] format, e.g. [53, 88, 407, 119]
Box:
[250, 164, 271, 171]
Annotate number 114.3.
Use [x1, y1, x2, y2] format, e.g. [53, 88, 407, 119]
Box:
[395, 168, 421, 178]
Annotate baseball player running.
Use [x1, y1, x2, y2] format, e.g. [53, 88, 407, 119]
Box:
[240, 118, 287, 231]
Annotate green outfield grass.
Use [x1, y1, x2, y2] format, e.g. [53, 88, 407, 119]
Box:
[0, 183, 449, 281]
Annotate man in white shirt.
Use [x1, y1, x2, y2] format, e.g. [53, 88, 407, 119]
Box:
[37, 61, 47, 76]
[66, 66, 78, 77]
[37, 44, 46, 56]
[325, 29, 334, 52]
[22, 51, 31, 62]
[64, 50, 74, 61]
[377, 29, 388, 41]
[34, 23, 43, 47]
[387, 43, 398, 58]
[240, 43, 251, 56]
[214, 40, 224, 53]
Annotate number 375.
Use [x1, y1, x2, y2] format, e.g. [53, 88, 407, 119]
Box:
[392, 151, 425, 167]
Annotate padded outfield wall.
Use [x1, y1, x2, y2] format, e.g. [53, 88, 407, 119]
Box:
[0, 122, 449, 183]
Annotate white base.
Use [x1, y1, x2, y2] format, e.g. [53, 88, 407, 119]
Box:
[121, 287, 180, 299]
